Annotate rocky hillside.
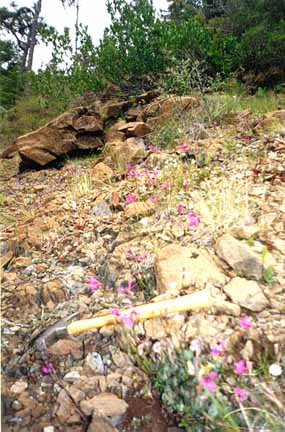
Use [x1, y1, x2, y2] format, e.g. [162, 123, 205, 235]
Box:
[1, 93, 285, 432]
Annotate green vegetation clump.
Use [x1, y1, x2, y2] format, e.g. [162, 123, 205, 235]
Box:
[1, 0, 284, 124]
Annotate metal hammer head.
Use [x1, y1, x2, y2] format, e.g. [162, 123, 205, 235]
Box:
[34, 320, 69, 351]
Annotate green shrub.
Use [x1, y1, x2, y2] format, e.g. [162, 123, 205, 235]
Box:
[239, 22, 285, 89]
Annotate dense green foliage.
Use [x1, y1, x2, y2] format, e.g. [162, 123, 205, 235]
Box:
[0, 0, 284, 125]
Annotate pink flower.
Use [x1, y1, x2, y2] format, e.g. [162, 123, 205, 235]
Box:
[234, 360, 248, 375]
[127, 279, 133, 292]
[118, 285, 126, 294]
[41, 362, 55, 375]
[147, 177, 156, 185]
[128, 170, 141, 178]
[67, 164, 75, 174]
[183, 179, 190, 188]
[126, 194, 137, 203]
[137, 251, 150, 261]
[161, 182, 169, 190]
[210, 340, 226, 356]
[177, 143, 189, 152]
[152, 168, 159, 176]
[88, 277, 100, 291]
[187, 213, 201, 228]
[148, 144, 161, 153]
[190, 337, 203, 352]
[118, 280, 133, 294]
[234, 386, 249, 402]
[177, 203, 186, 213]
[118, 309, 139, 328]
[240, 316, 253, 329]
[126, 163, 133, 171]
[126, 246, 135, 259]
[148, 196, 157, 204]
[200, 371, 218, 392]
[111, 308, 120, 316]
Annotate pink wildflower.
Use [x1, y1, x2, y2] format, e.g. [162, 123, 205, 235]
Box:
[148, 144, 161, 153]
[127, 279, 133, 292]
[187, 213, 201, 228]
[210, 340, 226, 356]
[234, 386, 249, 402]
[111, 308, 120, 316]
[152, 168, 159, 176]
[148, 196, 157, 204]
[67, 164, 75, 174]
[118, 309, 139, 328]
[147, 177, 156, 185]
[177, 143, 189, 152]
[234, 360, 248, 375]
[240, 316, 253, 329]
[126, 163, 133, 171]
[200, 371, 218, 392]
[183, 179, 190, 188]
[88, 277, 100, 291]
[177, 203, 186, 213]
[161, 182, 169, 190]
[126, 246, 135, 259]
[41, 362, 55, 375]
[118, 285, 126, 294]
[126, 194, 137, 203]
[128, 170, 141, 178]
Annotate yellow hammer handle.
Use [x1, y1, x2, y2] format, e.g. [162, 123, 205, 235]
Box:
[67, 289, 213, 335]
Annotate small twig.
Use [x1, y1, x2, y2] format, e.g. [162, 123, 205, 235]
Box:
[236, 397, 253, 432]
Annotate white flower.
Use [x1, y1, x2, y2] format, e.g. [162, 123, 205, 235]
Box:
[269, 364, 282, 377]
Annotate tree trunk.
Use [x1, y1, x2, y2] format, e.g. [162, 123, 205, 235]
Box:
[75, 0, 80, 54]
[26, 0, 42, 72]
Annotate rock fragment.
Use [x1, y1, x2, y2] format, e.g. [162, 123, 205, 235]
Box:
[223, 277, 269, 311]
[215, 234, 264, 280]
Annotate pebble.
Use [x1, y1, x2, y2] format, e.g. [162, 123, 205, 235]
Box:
[63, 371, 81, 383]
[10, 380, 28, 394]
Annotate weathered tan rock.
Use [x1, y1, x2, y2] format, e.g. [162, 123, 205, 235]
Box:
[104, 121, 126, 143]
[48, 339, 82, 358]
[103, 100, 129, 119]
[155, 245, 226, 294]
[10, 379, 28, 394]
[215, 234, 264, 280]
[143, 152, 168, 168]
[223, 277, 269, 311]
[124, 201, 154, 219]
[73, 114, 103, 132]
[2, 107, 104, 166]
[80, 393, 128, 417]
[91, 162, 114, 180]
[144, 96, 200, 118]
[76, 135, 103, 150]
[88, 415, 119, 432]
[42, 280, 66, 304]
[118, 121, 151, 137]
[231, 224, 259, 240]
[55, 389, 81, 424]
[104, 137, 146, 169]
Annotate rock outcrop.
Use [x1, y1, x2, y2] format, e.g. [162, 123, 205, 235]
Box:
[1, 91, 199, 167]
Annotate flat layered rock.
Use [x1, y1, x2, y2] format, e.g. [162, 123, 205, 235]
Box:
[223, 277, 269, 311]
[118, 121, 151, 137]
[2, 107, 104, 166]
[215, 234, 264, 280]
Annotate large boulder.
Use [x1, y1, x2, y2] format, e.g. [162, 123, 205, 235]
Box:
[2, 106, 104, 166]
